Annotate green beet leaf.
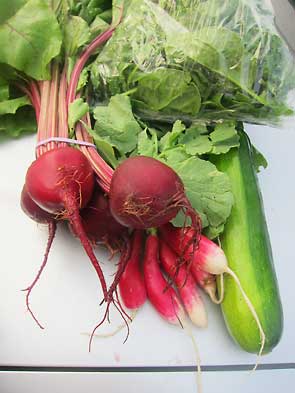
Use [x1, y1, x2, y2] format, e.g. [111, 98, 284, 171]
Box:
[84, 123, 119, 169]
[0, 96, 30, 116]
[251, 144, 268, 173]
[159, 120, 186, 152]
[178, 125, 212, 156]
[0, 106, 36, 137]
[63, 15, 91, 57]
[159, 120, 240, 156]
[0, 0, 62, 80]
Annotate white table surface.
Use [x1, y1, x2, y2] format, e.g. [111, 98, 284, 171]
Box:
[0, 122, 294, 392]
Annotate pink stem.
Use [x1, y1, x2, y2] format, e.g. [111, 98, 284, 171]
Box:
[47, 63, 59, 152]
[36, 80, 51, 158]
[76, 117, 114, 192]
[58, 67, 68, 147]
[67, 28, 118, 192]
[67, 27, 115, 107]
[70, 23, 121, 191]
[16, 83, 40, 123]
[30, 81, 41, 117]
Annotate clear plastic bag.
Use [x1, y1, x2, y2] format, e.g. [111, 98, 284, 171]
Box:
[91, 0, 295, 126]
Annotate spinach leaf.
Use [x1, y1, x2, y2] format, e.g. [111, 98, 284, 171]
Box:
[135, 68, 201, 115]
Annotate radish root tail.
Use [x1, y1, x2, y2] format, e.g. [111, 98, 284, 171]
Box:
[226, 267, 266, 369]
[182, 321, 203, 393]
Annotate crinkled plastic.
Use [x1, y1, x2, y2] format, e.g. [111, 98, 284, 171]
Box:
[92, 0, 295, 126]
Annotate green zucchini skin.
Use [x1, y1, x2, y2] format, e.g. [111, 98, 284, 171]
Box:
[212, 131, 283, 354]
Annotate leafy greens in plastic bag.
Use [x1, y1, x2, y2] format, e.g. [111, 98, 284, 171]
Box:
[91, 0, 295, 125]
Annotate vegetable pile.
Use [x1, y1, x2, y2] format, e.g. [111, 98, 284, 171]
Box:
[1, 0, 291, 367]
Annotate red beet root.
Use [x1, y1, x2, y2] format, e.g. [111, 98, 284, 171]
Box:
[109, 156, 201, 233]
[80, 188, 126, 248]
[26, 146, 94, 214]
[25, 146, 108, 300]
[21, 185, 55, 224]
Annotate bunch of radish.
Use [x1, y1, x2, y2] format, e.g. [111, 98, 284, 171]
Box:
[117, 224, 225, 327]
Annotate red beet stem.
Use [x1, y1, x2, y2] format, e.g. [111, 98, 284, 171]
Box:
[67, 27, 115, 106]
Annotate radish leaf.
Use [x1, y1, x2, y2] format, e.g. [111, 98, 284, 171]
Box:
[162, 150, 234, 236]
[92, 94, 141, 155]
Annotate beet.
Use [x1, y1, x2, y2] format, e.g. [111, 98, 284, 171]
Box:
[25, 146, 108, 300]
[109, 156, 191, 229]
[21, 185, 54, 224]
[80, 188, 126, 247]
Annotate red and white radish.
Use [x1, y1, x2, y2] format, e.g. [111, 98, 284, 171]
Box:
[159, 241, 207, 328]
[119, 230, 147, 310]
[143, 232, 185, 324]
[160, 223, 266, 358]
[193, 268, 223, 304]
[159, 223, 227, 274]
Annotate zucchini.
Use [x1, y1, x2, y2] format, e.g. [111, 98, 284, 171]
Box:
[211, 130, 283, 354]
